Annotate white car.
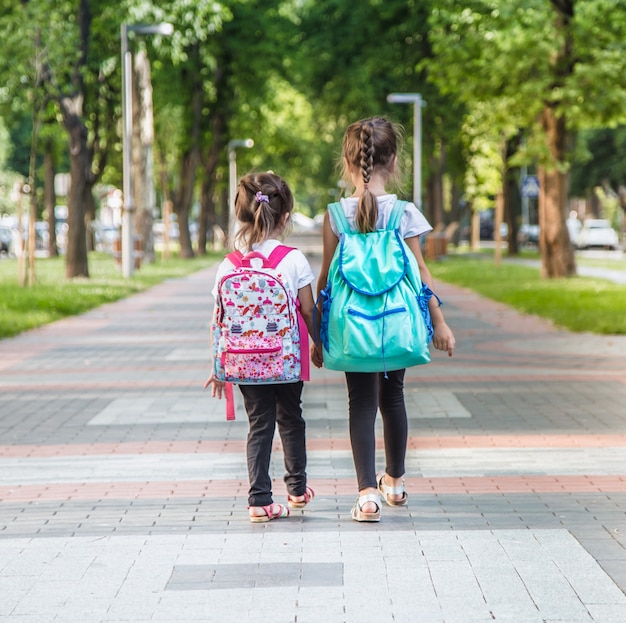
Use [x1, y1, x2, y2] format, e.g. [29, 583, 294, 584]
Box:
[576, 219, 619, 250]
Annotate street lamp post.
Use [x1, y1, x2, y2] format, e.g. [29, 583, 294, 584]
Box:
[121, 22, 174, 278]
[387, 93, 425, 210]
[227, 139, 254, 248]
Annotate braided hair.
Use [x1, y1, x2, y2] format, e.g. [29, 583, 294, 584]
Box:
[341, 117, 400, 233]
[234, 172, 294, 250]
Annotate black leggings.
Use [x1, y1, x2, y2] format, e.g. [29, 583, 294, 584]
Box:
[239, 382, 307, 507]
[345, 369, 408, 492]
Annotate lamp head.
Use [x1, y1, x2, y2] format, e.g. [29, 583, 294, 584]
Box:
[387, 93, 422, 104]
[128, 23, 174, 36]
[229, 139, 254, 149]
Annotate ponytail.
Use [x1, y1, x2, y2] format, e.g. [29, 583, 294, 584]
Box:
[356, 121, 378, 233]
[234, 173, 294, 250]
[341, 116, 401, 234]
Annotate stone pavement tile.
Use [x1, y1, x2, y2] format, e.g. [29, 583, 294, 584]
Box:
[2, 261, 626, 621]
[1, 529, 620, 622]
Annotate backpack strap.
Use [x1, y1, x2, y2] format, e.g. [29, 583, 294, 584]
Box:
[328, 202, 352, 234]
[227, 246, 295, 269]
[225, 250, 244, 266]
[387, 200, 408, 231]
[266, 245, 295, 268]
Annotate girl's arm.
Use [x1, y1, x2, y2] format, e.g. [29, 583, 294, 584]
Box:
[405, 235, 455, 357]
[297, 284, 315, 339]
[316, 211, 339, 296]
[311, 212, 340, 368]
[204, 304, 227, 398]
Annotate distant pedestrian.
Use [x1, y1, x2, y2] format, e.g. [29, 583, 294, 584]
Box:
[205, 172, 316, 522]
[312, 117, 455, 522]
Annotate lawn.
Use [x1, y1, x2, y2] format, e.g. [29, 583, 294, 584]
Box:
[429, 250, 626, 335]
[0, 252, 220, 339]
[2, 246, 625, 340]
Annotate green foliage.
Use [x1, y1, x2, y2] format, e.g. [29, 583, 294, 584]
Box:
[570, 126, 626, 199]
[427, 1, 626, 153]
[429, 255, 626, 334]
[0, 252, 219, 339]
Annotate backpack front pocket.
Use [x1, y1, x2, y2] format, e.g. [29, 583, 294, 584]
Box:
[221, 336, 284, 382]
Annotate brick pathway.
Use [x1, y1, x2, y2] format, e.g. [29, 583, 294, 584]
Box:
[1, 250, 626, 622]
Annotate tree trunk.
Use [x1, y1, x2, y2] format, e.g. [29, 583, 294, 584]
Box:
[132, 50, 156, 265]
[471, 208, 480, 250]
[43, 147, 58, 257]
[536, 0, 577, 278]
[198, 114, 225, 254]
[538, 107, 576, 278]
[62, 97, 90, 279]
[174, 149, 196, 258]
[426, 146, 445, 226]
[504, 135, 522, 255]
[168, 44, 203, 259]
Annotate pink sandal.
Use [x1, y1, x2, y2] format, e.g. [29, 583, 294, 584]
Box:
[249, 503, 290, 523]
[287, 486, 315, 510]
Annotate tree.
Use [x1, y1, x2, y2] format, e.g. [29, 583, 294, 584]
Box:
[570, 126, 626, 225]
[426, 0, 626, 277]
[0, 0, 119, 278]
[294, 0, 466, 225]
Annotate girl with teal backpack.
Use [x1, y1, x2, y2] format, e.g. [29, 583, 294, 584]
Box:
[312, 117, 456, 523]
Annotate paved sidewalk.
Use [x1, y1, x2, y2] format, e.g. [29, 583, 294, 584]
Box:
[1, 249, 626, 623]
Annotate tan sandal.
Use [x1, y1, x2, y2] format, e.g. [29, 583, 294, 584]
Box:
[249, 503, 290, 523]
[377, 472, 408, 506]
[287, 486, 315, 510]
[351, 494, 381, 522]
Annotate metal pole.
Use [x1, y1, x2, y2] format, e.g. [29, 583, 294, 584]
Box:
[226, 139, 253, 249]
[121, 24, 134, 278]
[414, 96, 422, 210]
[387, 93, 424, 210]
[228, 146, 236, 248]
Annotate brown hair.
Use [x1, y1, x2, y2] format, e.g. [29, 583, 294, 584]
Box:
[341, 117, 401, 233]
[234, 172, 294, 250]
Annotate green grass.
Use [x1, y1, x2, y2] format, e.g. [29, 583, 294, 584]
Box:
[2, 246, 625, 340]
[0, 252, 220, 339]
[429, 253, 626, 335]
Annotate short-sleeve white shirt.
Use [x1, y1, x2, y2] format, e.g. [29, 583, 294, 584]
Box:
[328, 194, 432, 239]
[211, 239, 315, 300]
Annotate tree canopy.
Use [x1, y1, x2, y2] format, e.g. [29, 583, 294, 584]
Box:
[1, 0, 625, 280]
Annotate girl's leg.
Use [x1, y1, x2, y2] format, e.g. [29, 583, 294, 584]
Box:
[239, 385, 277, 508]
[378, 369, 408, 502]
[378, 369, 408, 479]
[345, 372, 379, 492]
[274, 381, 307, 498]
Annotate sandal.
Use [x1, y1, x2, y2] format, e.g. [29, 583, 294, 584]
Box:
[351, 494, 381, 522]
[249, 503, 290, 523]
[287, 486, 315, 510]
[377, 472, 408, 506]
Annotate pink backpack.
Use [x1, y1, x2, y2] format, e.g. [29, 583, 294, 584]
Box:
[211, 246, 309, 416]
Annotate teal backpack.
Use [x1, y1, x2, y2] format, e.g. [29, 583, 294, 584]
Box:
[318, 200, 437, 375]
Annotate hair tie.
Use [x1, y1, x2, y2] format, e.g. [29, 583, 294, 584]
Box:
[255, 191, 269, 204]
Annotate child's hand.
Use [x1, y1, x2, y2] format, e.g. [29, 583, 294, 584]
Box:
[311, 343, 324, 368]
[432, 323, 455, 357]
[204, 373, 226, 398]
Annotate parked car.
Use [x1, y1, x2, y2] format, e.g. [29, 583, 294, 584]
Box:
[0, 225, 13, 255]
[575, 219, 619, 250]
[92, 223, 121, 254]
[517, 224, 540, 247]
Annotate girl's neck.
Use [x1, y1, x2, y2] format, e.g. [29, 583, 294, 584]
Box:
[266, 226, 285, 240]
[349, 171, 389, 197]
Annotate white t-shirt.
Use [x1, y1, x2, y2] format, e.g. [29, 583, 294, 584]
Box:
[211, 239, 315, 300]
[328, 194, 432, 239]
